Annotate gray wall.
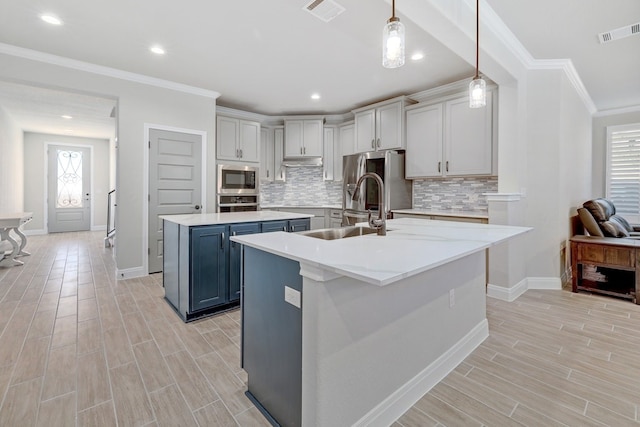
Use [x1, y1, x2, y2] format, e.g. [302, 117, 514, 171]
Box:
[22, 132, 110, 232]
[0, 106, 24, 213]
[0, 52, 217, 275]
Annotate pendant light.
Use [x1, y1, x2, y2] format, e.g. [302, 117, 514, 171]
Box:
[383, 0, 405, 69]
[469, 0, 486, 108]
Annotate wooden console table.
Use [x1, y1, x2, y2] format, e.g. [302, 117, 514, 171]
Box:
[570, 235, 640, 304]
[0, 212, 33, 267]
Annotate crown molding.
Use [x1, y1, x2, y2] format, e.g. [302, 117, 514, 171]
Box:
[216, 105, 268, 122]
[0, 43, 220, 99]
[594, 104, 640, 118]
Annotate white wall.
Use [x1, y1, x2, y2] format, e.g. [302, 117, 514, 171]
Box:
[22, 132, 110, 232]
[0, 106, 24, 213]
[0, 52, 217, 275]
[592, 110, 640, 198]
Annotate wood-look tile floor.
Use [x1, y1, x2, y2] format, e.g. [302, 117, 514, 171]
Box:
[1, 231, 640, 426]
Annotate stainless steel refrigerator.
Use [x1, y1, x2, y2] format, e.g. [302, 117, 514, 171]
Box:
[342, 150, 412, 226]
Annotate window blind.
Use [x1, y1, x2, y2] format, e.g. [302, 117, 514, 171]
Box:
[607, 125, 640, 221]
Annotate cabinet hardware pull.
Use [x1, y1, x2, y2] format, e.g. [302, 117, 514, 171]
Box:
[371, 139, 375, 148]
[221, 232, 225, 249]
[290, 225, 295, 232]
[240, 149, 243, 158]
[446, 161, 449, 172]
[283, 226, 287, 231]
[438, 161, 441, 172]
[377, 138, 381, 148]
[303, 147, 306, 155]
[267, 170, 269, 177]
[236, 149, 239, 158]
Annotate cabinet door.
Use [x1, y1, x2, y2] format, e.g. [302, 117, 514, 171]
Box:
[288, 218, 311, 233]
[323, 127, 335, 181]
[260, 128, 274, 181]
[376, 102, 403, 150]
[354, 109, 376, 153]
[284, 120, 304, 157]
[274, 127, 285, 181]
[406, 104, 443, 178]
[217, 116, 239, 160]
[445, 93, 493, 176]
[303, 120, 323, 157]
[239, 121, 260, 162]
[190, 225, 227, 311]
[337, 124, 354, 181]
[229, 222, 261, 302]
[261, 220, 288, 233]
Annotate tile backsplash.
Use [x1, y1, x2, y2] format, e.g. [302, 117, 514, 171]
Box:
[412, 176, 497, 212]
[260, 167, 342, 206]
[261, 167, 497, 211]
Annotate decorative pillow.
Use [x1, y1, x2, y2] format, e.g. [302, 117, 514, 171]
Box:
[601, 220, 630, 237]
[583, 198, 615, 222]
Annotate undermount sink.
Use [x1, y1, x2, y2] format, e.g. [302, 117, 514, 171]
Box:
[298, 226, 380, 240]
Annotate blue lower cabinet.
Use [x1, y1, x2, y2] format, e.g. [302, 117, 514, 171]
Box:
[288, 218, 310, 233]
[229, 222, 261, 302]
[190, 225, 227, 312]
[261, 220, 288, 233]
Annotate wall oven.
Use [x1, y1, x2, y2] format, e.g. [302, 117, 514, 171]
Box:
[217, 164, 260, 213]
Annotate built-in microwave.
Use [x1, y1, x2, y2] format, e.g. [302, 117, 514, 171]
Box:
[217, 164, 259, 195]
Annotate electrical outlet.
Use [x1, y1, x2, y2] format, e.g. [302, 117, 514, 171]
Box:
[284, 286, 301, 308]
[449, 289, 455, 308]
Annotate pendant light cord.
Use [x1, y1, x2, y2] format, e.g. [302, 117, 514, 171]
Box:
[475, 0, 479, 79]
[392, 0, 396, 19]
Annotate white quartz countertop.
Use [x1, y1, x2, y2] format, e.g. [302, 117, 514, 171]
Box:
[160, 211, 313, 226]
[393, 209, 489, 220]
[231, 218, 531, 286]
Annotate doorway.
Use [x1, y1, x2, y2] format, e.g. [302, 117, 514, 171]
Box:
[47, 144, 92, 233]
[148, 128, 203, 274]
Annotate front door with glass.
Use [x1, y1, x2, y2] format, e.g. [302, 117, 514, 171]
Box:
[47, 145, 91, 233]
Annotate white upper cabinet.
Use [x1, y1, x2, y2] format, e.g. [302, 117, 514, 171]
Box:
[260, 128, 275, 182]
[405, 104, 443, 178]
[274, 127, 285, 181]
[353, 97, 408, 153]
[323, 126, 336, 181]
[284, 119, 323, 158]
[405, 91, 494, 178]
[336, 123, 354, 181]
[216, 115, 260, 163]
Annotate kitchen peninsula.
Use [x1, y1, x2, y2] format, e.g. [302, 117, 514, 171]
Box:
[232, 218, 531, 426]
[161, 211, 312, 321]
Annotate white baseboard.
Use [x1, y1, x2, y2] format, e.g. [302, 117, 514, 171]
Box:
[487, 277, 562, 302]
[527, 277, 562, 290]
[487, 278, 528, 302]
[23, 229, 46, 236]
[91, 225, 107, 231]
[115, 266, 145, 280]
[353, 319, 489, 427]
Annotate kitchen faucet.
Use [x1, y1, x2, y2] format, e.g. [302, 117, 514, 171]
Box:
[352, 172, 386, 236]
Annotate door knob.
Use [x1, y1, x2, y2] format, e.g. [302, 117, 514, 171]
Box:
[195, 205, 201, 210]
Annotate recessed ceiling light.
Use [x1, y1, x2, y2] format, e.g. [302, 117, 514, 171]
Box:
[150, 46, 166, 55]
[411, 52, 424, 61]
[311, 93, 321, 100]
[61, 115, 72, 119]
[40, 14, 63, 25]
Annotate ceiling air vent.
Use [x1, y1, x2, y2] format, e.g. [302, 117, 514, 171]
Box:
[303, 0, 345, 23]
[598, 22, 640, 44]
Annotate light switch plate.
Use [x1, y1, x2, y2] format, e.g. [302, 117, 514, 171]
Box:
[284, 286, 301, 308]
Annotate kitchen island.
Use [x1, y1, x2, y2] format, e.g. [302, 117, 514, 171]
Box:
[161, 211, 312, 321]
[232, 218, 531, 427]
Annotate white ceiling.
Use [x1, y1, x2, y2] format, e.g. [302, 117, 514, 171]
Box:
[0, 0, 638, 140]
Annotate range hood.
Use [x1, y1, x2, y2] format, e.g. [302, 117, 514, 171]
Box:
[281, 157, 323, 167]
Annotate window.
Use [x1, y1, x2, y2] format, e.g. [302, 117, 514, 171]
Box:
[606, 123, 640, 223]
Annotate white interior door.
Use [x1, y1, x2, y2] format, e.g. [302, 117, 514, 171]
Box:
[149, 129, 202, 274]
[47, 145, 91, 233]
